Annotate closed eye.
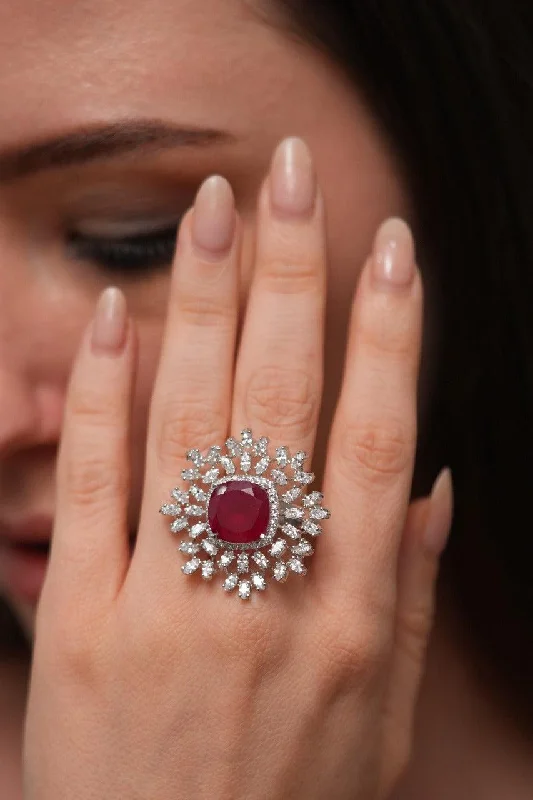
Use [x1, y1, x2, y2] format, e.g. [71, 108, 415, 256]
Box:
[66, 223, 180, 275]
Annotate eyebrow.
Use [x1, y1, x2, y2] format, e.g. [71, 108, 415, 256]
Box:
[0, 120, 235, 181]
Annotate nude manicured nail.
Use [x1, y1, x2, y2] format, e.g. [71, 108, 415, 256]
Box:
[372, 217, 416, 289]
[192, 175, 235, 259]
[423, 468, 454, 556]
[91, 287, 128, 355]
[270, 137, 316, 218]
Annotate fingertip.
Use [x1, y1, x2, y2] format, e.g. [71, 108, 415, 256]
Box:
[90, 287, 129, 356]
[371, 217, 416, 291]
[423, 468, 454, 557]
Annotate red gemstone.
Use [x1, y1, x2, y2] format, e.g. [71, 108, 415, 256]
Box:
[208, 480, 270, 544]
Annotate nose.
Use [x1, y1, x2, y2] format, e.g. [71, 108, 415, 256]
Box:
[0, 236, 54, 455]
[0, 365, 44, 455]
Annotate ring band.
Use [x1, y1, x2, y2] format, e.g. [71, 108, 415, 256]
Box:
[160, 429, 330, 600]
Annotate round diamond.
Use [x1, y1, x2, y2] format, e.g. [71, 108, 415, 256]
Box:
[208, 480, 270, 544]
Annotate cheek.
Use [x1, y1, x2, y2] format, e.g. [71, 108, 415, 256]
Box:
[126, 321, 165, 526]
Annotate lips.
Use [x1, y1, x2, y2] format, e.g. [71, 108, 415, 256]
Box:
[0, 515, 52, 604]
[0, 517, 138, 605]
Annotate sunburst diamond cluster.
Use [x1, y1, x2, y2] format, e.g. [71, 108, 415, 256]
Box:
[159, 429, 330, 599]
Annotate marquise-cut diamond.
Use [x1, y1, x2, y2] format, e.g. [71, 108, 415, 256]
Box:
[203, 468, 220, 484]
[237, 553, 249, 573]
[302, 520, 321, 537]
[271, 469, 288, 485]
[202, 539, 218, 556]
[190, 522, 207, 538]
[218, 551, 235, 569]
[282, 487, 301, 503]
[171, 517, 188, 533]
[238, 579, 251, 599]
[186, 449, 204, 466]
[185, 504, 204, 517]
[272, 562, 288, 582]
[201, 560, 215, 580]
[206, 446, 222, 464]
[160, 503, 181, 516]
[251, 573, 266, 591]
[182, 467, 200, 482]
[182, 557, 201, 574]
[284, 506, 304, 520]
[303, 491, 323, 507]
[223, 573, 238, 591]
[281, 523, 300, 540]
[270, 539, 287, 557]
[310, 506, 330, 520]
[171, 488, 189, 505]
[294, 471, 314, 485]
[190, 485, 208, 503]
[275, 446, 289, 467]
[240, 452, 252, 472]
[225, 437, 242, 456]
[252, 552, 269, 569]
[291, 451, 307, 470]
[255, 456, 270, 475]
[178, 541, 200, 555]
[241, 429, 253, 448]
[220, 456, 236, 475]
[253, 436, 269, 456]
[291, 539, 313, 557]
[287, 557, 307, 575]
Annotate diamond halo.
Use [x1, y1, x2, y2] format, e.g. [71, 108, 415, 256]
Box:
[159, 429, 330, 600]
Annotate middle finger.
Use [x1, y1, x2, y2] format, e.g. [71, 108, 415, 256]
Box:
[232, 137, 326, 459]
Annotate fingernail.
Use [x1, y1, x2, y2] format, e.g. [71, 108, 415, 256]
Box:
[269, 137, 316, 218]
[91, 287, 128, 355]
[372, 217, 416, 290]
[423, 468, 454, 556]
[192, 175, 235, 259]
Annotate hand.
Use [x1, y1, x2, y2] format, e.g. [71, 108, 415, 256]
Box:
[24, 138, 453, 800]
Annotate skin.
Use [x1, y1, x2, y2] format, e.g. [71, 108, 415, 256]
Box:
[0, 1, 532, 798]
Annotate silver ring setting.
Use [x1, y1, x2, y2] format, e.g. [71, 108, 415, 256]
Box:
[159, 428, 330, 599]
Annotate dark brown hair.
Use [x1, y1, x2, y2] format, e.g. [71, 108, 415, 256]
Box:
[270, 0, 533, 727]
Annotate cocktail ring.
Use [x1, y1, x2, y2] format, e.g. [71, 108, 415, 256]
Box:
[159, 428, 330, 600]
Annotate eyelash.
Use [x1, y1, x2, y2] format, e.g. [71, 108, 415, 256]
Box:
[67, 224, 179, 274]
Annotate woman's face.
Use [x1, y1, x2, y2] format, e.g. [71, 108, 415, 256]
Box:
[0, 0, 409, 632]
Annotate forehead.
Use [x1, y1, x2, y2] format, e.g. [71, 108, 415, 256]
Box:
[0, 0, 302, 141]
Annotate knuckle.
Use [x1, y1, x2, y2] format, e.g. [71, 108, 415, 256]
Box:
[260, 254, 322, 295]
[356, 307, 415, 361]
[244, 367, 319, 437]
[63, 451, 126, 508]
[210, 605, 283, 666]
[40, 612, 108, 687]
[177, 290, 235, 328]
[396, 602, 434, 665]
[315, 609, 390, 688]
[338, 417, 412, 483]
[69, 385, 122, 430]
[156, 399, 224, 475]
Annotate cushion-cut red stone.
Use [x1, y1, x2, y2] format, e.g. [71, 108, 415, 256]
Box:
[208, 480, 270, 544]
